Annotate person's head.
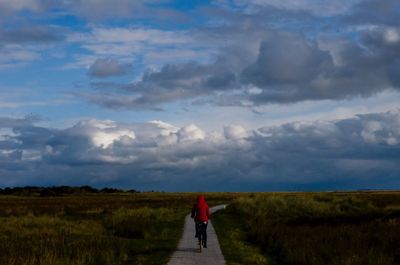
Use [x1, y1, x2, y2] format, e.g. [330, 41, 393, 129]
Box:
[197, 194, 206, 203]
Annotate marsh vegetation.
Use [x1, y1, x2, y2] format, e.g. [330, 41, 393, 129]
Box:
[3, 189, 400, 265]
[0, 190, 235, 265]
[214, 192, 400, 265]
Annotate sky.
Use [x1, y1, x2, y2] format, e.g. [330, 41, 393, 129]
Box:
[0, 0, 400, 191]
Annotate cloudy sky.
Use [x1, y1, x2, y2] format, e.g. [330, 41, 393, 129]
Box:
[0, 0, 400, 191]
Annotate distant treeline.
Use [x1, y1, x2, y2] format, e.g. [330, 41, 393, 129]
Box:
[0, 186, 139, 196]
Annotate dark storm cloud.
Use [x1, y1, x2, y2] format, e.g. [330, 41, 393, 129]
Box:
[243, 27, 400, 105]
[0, 25, 65, 67]
[1, 109, 400, 190]
[344, 0, 400, 26]
[241, 31, 335, 103]
[0, 114, 42, 128]
[0, 27, 63, 44]
[84, 60, 239, 109]
[3, 0, 393, 110]
[243, 33, 333, 86]
[88, 58, 132, 78]
[65, 0, 399, 110]
[84, 23, 400, 109]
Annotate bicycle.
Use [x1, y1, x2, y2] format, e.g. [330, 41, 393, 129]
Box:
[196, 221, 208, 252]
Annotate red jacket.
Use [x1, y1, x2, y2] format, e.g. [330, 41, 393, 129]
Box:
[191, 195, 210, 222]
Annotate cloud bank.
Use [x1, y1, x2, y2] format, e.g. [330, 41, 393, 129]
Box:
[1, 109, 400, 191]
[2, 0, 399, 109]
[1, 0, 400, 192]
[80, 17, 400, 109]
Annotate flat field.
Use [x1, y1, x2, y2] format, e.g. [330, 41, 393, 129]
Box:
[2, 191, 400, 265]
[0, 192, 236, 265]
[213, 191, 400, 265]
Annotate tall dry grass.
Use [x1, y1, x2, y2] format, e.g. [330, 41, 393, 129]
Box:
[228, 193, 400, 265]
[0, 192, 237, 265]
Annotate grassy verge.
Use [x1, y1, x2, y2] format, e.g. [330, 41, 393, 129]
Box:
[213, 209, 269, 265]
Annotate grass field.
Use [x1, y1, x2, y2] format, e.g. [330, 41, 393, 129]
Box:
[3, 190, 400, 265]
[214, 191, 400, 265]
[0, 191, 236, 265]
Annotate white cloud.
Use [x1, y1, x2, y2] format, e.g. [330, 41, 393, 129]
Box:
[224, 125, 248, 139]
[67, 27, 191, 56]
[0, 149, 22, 161]
[68, 119, 136, 148]
[148, 120, 179, 135]
[1, 109, 400, 190]
[21, 149, 41, 161]
[85, 27, 190, 45]
[0, 44, 40, 69]
[66, 27, 213, 70]
[215, 0, 363, 16]
[177, 124, 206, 142]
[0, 0, 41, 13]
[384, 28, 400, 44]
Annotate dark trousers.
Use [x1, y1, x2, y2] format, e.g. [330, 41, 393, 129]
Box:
[195, 221, 208, 245]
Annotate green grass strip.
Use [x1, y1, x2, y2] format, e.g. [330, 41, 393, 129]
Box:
[212, 208, 269, 265]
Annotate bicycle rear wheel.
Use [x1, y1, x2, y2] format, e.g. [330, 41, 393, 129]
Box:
[197, 222, 207, 252]
[198, 233, 202, 252]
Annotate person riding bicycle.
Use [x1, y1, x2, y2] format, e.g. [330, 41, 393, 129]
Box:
[191, 195, 210, 248]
